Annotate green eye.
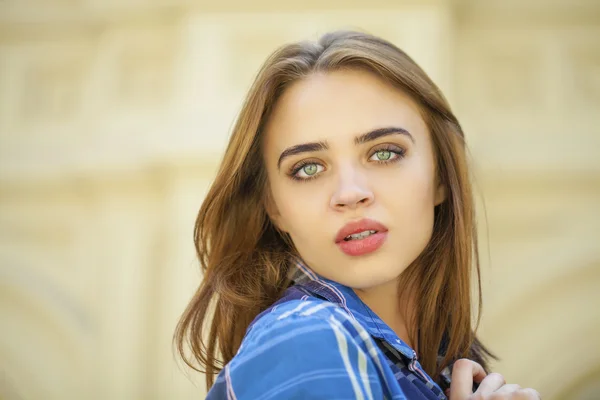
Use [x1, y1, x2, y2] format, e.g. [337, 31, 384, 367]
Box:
[303, 164, 318, 175]
[375, 150, 392, 161]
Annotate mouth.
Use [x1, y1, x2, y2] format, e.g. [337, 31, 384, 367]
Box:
[334, 218, 389, 257]
[335, 218, 388, 243]
[342, 229, 379, 241]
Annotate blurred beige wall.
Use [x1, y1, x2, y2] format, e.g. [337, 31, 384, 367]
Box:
[0, 1, 598, 399]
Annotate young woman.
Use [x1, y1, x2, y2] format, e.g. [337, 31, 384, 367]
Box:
[175, 31, 541, 399]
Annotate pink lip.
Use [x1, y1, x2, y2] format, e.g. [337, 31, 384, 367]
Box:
[335, 218, 389, 257]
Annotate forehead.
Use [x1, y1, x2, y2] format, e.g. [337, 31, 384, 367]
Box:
[263, 69, 427, 150]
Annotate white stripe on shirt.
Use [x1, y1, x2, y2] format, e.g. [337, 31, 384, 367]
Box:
[328, 315, 366, 400]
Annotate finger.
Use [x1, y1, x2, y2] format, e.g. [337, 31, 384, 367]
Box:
[493, 384, 541, 399]
[473, 372, 505, 395]
[450, 359, 487, 400]
[494, 383, 521, 393]
[513, 388, 542, 399]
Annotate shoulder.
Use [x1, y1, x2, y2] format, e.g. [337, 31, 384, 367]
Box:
[239, 299, 360, 356]
[207, 299, 384, 400]
[251, 298, 352, 332]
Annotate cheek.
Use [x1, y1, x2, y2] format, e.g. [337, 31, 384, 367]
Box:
[272, 181, 324, 236]
[378, 156, 437, 204]
[408, 150, 438, 205]
[376, 159, 437, 235]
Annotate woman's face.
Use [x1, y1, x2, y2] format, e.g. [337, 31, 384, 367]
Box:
[262, 69, 445, 290]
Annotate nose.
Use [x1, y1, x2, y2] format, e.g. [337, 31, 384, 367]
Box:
[329, 168, 374, 211]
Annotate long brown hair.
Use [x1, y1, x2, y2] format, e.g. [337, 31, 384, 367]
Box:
[175, 30, 494, 390]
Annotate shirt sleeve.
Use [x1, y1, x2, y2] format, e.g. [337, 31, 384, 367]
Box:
[206, 304, 385, 400]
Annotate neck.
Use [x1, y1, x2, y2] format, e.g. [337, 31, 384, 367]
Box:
[353, 278, 418, 351]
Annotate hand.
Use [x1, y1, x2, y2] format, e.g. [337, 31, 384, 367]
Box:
[448, 359, 541, 399]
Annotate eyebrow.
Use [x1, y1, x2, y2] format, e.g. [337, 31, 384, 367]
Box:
[277, 126, 414, 169]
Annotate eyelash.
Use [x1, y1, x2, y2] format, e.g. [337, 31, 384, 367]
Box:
[287, 145, 406, 182]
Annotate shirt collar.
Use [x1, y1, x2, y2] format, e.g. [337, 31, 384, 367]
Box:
[288, 257, 417, 361]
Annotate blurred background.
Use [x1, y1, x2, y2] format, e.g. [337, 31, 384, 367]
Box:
[0, 0, 599, 399]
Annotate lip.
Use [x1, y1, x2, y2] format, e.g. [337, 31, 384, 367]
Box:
[335, 217, 389, 257]
[334, 218, 389, 243]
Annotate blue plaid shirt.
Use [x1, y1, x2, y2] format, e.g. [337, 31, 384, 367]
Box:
[207, 260, 451, 399]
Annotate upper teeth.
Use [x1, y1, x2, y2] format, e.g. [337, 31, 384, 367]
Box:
[345, 230, 377, 241]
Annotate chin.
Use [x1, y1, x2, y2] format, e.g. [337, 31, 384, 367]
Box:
[335, 266, 400, 290]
